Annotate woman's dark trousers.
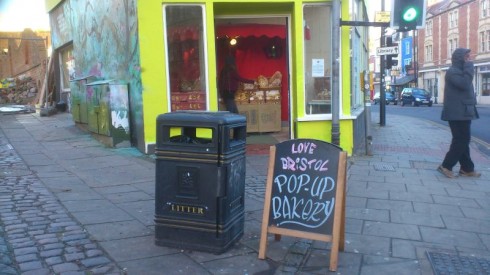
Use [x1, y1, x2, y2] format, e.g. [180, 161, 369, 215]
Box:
[442, 120, 474, 172]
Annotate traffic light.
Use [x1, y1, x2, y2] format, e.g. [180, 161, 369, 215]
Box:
[391, 0, 427, 31]
[387, 56, 398, 69]
[391, 57, 398, 67]
[386, 56, 393, 69]
[385, 37, 398, 69]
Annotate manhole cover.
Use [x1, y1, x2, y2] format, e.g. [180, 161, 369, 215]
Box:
[373, 164, 396, 172]
[427, 251, 490, 275]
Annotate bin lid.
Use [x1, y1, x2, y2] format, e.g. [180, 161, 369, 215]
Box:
[157, 111, 246, 125]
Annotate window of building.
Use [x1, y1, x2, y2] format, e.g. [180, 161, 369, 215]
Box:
[303, 4, 332, 115]
[481, 30, 490, 52]
[482, 0, 490, 18]
[59, 44, 74, 92]
[480, 31, 486, 52]
[449, 10, 458, 28]
[24, 44, 29, 65]
[482, 73, 490, 96]
[487, 30, 490, 52]
[164, 5, 207, 111]
[426, 20, 433, 36]
[425, 44, 433, 62]
[448, 38, 458, 56]
[424, 78, 435, 97]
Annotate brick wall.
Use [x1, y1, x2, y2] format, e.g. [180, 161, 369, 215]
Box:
[0, 29, 50, 105]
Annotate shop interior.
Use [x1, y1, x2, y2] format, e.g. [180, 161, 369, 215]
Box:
[215, 18, 290, 143]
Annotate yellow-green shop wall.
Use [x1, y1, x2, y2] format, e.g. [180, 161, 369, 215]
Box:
[138, 0, 356, 154]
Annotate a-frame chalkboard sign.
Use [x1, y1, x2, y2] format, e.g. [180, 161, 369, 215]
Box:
[258, 139, 347, 271]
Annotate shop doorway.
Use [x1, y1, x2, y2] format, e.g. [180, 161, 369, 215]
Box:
[215, 17, 290, 147]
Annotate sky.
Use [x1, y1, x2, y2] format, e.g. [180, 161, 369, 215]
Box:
[0, 0, 50, 31]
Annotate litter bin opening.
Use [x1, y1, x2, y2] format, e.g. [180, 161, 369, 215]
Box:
[169, 135, 212, 144]
[227, 126, 246, 148]
[167, 126, 213, 145]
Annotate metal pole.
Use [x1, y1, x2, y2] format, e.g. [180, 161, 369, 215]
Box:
[331, 0, 341, 145]
[379, 0, 386, 126]
[413, 30, 417, 86]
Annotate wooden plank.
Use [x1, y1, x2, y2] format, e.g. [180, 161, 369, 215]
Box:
[339, 152, 347, 252]
[37, 56, 53, 107]
[258, 145, 277, 259]
[329, 151, 347, 271]
[268, 226, 332, 242]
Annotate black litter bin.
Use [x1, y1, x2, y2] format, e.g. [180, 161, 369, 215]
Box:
[154, 111, 247, 253]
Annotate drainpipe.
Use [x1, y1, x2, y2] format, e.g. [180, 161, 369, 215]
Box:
[331, 0, 340, 146]
[364, 70, 373, 156]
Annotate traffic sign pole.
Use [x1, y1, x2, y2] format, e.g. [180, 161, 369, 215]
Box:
[380, 1, 386, 127]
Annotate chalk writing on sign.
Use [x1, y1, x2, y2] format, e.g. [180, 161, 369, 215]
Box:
[270, 140, 338, 232]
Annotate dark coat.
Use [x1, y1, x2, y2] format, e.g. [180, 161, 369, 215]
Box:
[218, 56, 254, 98]
[441, 48, 479, 121]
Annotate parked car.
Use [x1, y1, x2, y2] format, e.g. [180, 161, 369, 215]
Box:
[373, 92, 397, 105]
[401, 88, 433, 107]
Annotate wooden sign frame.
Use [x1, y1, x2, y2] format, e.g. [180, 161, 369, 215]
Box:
[258, 142, 347, 271]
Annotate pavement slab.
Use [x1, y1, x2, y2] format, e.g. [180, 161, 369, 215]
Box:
[1, 110, 490, 274]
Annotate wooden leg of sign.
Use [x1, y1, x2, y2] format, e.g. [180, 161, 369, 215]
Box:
[258, 146, 277, 260]
[339, 171, 346, 252]
[329, 151, 347, 271]
[274, 234, 281, 241]
[258, 223, 268, 259]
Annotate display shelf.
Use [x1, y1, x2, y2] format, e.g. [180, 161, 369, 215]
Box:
[236, 87, 281, 133]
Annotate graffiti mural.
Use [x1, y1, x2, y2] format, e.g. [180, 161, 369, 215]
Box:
[49, 0, 143, 150]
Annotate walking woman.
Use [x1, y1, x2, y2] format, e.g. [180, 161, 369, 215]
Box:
[438, 48, 481, 178]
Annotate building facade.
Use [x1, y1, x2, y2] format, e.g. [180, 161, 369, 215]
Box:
[45, 0, 370, 155]
[417, 0, 490, 105]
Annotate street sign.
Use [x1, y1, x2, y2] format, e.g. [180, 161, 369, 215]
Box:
[375, 11, 391, 23]
[376, 46, 399, 56]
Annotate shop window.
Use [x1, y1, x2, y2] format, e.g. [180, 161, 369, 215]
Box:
[303, 4, 332, 115]
[59, 44, 74, 92]
[164, 5, 207, 111]
[482, 73, 490, 96]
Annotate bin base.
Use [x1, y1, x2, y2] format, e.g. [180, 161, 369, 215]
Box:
[155, 216, 244, 254]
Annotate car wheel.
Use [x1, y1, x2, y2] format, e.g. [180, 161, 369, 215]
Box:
[394, 101, 398, 105]
[386, 101, 390, 105]
[428, 102, 433, 107]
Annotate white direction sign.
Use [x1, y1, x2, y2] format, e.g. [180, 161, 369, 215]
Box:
[376, 46, 399, 56]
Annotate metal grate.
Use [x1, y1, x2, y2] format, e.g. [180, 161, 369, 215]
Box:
[373, 164, 396, 172]
[427, 251, 490, 275]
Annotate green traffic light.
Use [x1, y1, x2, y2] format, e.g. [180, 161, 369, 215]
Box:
[402, 6, 419, 22]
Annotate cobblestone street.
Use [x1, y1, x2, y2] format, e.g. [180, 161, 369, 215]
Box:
[0, 128, 121, 274]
